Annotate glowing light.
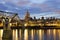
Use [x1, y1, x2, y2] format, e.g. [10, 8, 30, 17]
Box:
[0, 23, 3, 26]
[24, 23, 28, 26]
[9, 23, 12, 26]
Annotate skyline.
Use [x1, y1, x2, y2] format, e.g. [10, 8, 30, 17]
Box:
[0, 0, 60, 19]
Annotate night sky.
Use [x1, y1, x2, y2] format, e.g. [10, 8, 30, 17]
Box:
[0, 0, 60, 19]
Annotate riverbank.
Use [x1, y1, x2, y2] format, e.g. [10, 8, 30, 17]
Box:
[0, 26, 60, 29]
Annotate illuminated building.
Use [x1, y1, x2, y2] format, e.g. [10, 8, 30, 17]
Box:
[0, 10, 60, 28]
[24, 10, 30, 21]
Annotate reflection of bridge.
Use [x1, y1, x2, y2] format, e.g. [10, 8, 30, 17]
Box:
[0, 11, 60, 29]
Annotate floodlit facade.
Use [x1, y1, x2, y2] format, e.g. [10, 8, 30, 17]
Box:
[0, 11, 60, 27]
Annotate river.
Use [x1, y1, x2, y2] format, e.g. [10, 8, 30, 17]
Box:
[0, 29, 60, 40]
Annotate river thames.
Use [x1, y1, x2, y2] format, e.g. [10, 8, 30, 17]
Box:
[0, 29, 60, 40]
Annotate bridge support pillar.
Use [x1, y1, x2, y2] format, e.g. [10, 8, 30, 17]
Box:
[2, 17, 12, 40]
[2, 30, 12, 40]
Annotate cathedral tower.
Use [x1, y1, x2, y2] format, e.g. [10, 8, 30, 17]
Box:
[24, 10, 30, 21]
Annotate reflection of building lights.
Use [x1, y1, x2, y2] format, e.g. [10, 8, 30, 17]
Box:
[1, 29, 3, 37]
[24, 29, 28, 40]
[31, 30, 34, 40]
[58, 30, 60, 38]
[0, 29, 3, 37]
[12, 30, 18, 40]
[53, 29, 56, 40]
[16, 29, 18, 39]
[19, 29, 21, 40]
[39, 30, 43, 40]
[39, 30, 41, 35]
[53, 29, 56, 35]
[48, 29, 50, 35]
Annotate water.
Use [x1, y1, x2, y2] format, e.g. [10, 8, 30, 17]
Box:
[0, 29, 60, 40]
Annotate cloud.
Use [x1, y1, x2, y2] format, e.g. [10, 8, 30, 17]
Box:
[3, 0, 30, 7]
[30, 12, 60, 18]
[29, 0, 47, 4]
[0, 0, 60, 18]
[16, 1, 30, 6]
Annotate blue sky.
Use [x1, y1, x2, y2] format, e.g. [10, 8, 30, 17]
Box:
[0, 0, 60, 19]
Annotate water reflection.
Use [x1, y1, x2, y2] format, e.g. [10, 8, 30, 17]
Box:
[39, 29, 44, 40]
[0, 29, 60, 40]
[0, 29, 3, 40]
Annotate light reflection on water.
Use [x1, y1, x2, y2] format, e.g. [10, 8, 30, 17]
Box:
[0, 29, 60, 40]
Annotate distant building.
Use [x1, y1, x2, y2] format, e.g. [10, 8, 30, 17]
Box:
[0, 10, 60, 27]
[41, 16, 44, 20]
[34, 16, 36, 20]
[24, 10, 30, 21]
